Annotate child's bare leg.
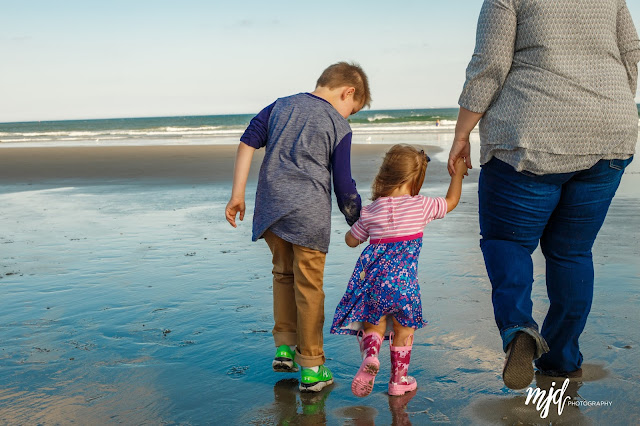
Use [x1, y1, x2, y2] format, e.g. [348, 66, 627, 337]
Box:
[391, 316, 414, 346]
[364, 316, 387, 337]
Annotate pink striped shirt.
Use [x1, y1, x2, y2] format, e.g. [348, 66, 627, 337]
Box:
[349, 195, 447, 243]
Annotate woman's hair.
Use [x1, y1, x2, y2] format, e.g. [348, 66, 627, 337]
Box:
[371, 144, 428, 201]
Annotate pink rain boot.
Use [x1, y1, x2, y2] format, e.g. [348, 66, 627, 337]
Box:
[351, 330, 383, 397]
[388, 334, 417, 396]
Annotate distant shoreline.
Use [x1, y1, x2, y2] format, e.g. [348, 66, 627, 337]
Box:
[1, 104, 639, 126]
[0, 107, 462, 126]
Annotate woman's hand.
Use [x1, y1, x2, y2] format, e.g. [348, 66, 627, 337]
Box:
[448, 138, 472, 177]
[448, 107, 483, 176]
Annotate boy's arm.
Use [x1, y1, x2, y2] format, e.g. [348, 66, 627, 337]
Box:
[241, 102, 275, 149]
[445, 158, 468, 213]
[225, 142, 256, 227]
[331, 133, 362, 226]
[225, 102, 274, 228]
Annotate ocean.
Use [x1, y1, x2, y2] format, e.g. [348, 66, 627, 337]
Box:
[3, 105, 639, 148]
[0, 108, 460, 147]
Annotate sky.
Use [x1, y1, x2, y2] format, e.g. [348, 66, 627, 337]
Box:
[2, 0, 640, 123]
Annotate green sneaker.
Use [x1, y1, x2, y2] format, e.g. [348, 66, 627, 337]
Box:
[272, 345, 299, 372]
[300, 365, 334, 392]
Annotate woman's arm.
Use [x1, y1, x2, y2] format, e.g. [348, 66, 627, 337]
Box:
[450, 0, 517, 177]
[458, 0, 517, 114]
[617, 2, 640, 95]
[448, 107, 483, 176]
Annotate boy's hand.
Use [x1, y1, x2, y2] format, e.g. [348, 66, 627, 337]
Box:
[225, 197, 245, 228]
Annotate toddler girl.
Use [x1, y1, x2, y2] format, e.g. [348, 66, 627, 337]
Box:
[330, 144, 467, 397]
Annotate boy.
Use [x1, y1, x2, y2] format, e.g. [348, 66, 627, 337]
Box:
[225, 62, 371, 392]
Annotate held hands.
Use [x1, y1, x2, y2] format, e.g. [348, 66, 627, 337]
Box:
[452, 157, 468, 178]
[225, 197, 245, 228]
[447, 138, 472, 177]
[444, 156, 467, 213]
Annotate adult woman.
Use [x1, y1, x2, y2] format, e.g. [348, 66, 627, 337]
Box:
[449, 0, 640, 390]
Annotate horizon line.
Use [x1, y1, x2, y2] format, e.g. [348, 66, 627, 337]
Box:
[0, 106, 463, 126]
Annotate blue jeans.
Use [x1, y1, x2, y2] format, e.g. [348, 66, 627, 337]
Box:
[479, 156, 633, 374]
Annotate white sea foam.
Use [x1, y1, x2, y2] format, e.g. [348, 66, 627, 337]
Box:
[351, 122, 457, 134]
[1, 117, 638, 148]
[4, 187, 78, 196]
[0, 126, 245, 146]
[367, 114, 394, 122]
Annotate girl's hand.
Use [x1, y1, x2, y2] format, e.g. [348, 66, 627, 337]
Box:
[225, 197, 245, 228]
[345, 230, 361, 247]
[448, 138, 472, 176]
[453, 157, 468, 178]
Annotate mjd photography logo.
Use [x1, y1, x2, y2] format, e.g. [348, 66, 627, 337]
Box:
[524, 378, 613, 419]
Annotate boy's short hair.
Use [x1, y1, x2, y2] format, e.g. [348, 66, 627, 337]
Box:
[316, 62, 372, 109]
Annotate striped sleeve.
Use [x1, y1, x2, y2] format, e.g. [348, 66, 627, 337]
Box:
[349, 211, 369, 242]
[423, 196, 448, 221]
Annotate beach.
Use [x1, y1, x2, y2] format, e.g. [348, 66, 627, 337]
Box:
[1, 137, 639, 425]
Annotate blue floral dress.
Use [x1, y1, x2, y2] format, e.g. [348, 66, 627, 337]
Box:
[330, 237, 426, 338]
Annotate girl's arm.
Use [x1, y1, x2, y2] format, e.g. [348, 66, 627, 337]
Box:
[225, 142, 256, 227]
[345, 230, 361, 248]
[445, 158, 468, 213]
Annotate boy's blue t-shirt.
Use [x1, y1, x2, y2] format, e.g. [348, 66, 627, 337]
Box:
[240, 92, 361, 253]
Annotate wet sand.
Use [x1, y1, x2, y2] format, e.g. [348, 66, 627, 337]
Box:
[0, 143, 407, 183]
[0, 138, 639, 425]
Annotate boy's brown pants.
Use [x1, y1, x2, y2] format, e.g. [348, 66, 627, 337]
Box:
[263, 230, 326, 367]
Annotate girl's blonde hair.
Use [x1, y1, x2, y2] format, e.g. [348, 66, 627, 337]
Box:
[371, 144, 429, 201]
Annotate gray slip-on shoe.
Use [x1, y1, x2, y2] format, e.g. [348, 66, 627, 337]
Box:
[502, 332, 536, 390]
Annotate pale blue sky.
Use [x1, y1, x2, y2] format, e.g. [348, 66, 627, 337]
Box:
[2, 1, 640, 122]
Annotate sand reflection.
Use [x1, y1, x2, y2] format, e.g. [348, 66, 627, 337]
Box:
[0, 367, 169, 424]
